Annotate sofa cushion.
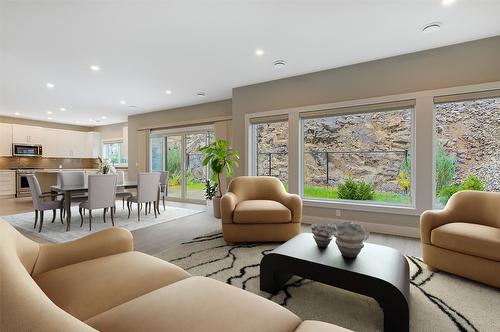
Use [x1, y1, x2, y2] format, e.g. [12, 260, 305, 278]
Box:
[295, 320, 352, 332]
[431, 222, 500, 261]
[86, 276, 301, 332]
[233, 200, 291, 224]
[34, 251, 190, 321]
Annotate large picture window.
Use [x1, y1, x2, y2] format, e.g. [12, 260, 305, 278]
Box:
[434, 95, 499, 206]
[251, 119, 288, 186]
[301, 104, 414, 205]
[103, 141, 127, 165]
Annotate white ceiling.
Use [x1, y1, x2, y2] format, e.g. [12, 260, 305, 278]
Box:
[1, 0, 500, 126]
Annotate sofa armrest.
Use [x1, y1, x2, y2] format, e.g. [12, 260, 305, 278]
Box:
[420, 209, 452, 244]
[279, 193, 303, 223]
[32, 227, 133, 276]
[221, 192, 239, 224]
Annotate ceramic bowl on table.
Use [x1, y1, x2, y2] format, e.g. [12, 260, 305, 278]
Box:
[333, 222, 369, 258]
[311, 224, 336, 248]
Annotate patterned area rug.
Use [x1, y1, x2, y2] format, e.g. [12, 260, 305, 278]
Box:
[1, 202, 202, 243]
[157, 232, 500, 332]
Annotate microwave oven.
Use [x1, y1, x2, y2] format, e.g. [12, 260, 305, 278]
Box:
[12, 144, 43, 157]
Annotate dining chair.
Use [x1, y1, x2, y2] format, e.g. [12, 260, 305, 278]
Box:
[116, 170, 133, 209]
[127, 172, 161, 221]
[26, 174, 64, 233]
[78, 174, 117, 231]
[58, 171, 88, 215]
[158, 171, 168, 212]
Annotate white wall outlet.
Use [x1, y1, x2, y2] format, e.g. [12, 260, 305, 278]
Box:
[335, 209, 341, 217]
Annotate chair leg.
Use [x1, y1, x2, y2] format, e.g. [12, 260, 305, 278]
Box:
[153, 201, 157, 218]
[137, 203, 141, 221]
[51, 209, 56, 223]
[111, 206, 115, 226]
[163, 196, 165, 211]
[60, 208, 64, 224]
[34, 210, 38, 229]
[89, 210, 92, 231]
[79, 207, 84, 227]
[149, 202, 152, 214]
[38, 211, 44, 233]
[145, 202, 148, 215]
[127, 201, 131, 218]
[103, 208, 107, 223]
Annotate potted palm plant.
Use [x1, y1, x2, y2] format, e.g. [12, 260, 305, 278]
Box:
[199, 139, 239, 218]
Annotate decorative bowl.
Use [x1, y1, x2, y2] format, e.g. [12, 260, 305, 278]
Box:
[311, 224, 336, 248]
[333, 222, 369, 258]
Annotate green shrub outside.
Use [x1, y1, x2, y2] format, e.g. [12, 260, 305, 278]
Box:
[337, 177, 374, 200]
[438, 174, 486, 205]
[435, 143, 456, 194]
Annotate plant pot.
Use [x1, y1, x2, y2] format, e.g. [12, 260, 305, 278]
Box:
[212, 196, 221, 219]
[206, 199, 213, 214]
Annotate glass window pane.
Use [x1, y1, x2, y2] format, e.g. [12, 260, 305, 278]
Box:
[434, 97, 499, 206]
[302, 108, 413, 205]
[150, 137, 164, 171]
[166, 135, 182, 198]
[254, 121, 288, 187]
[185, 133, 208, 200]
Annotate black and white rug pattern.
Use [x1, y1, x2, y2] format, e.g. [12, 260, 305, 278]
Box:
[157, 233, 500, 332]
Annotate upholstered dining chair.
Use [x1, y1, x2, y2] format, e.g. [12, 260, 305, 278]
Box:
[79, 174, 118, 231]
[57, 171, 88, 214]
[159, 171, 169, 212]
[26, 174, 64, 233]
[116, 170, 133, 209]
[127, 172, 161, 221]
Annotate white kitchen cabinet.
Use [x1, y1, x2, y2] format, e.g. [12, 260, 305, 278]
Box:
[0, 171, 16, 197]
[0, 123, 13, 156]
[12, 124, 43, 144]
[86, 132, 101, 158]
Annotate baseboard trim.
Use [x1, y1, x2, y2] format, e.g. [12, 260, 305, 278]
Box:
[303, 215, 420, 239]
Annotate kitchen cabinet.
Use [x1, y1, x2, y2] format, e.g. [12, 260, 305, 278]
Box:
[12, 124, 43, 144]
[0, 123, 13, 156]
[0, 171, 16, 197]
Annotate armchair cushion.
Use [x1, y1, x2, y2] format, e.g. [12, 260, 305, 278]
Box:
[86, 276, 301, 332]
[34, 251, 190, 321]
[431, 222, 500, 261]
[233, 200, 291, 224]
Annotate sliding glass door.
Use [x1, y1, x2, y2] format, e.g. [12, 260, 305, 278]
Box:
[150, 126, 213, 203]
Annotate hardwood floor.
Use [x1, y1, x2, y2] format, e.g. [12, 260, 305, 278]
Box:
[0, 197, 421, 257]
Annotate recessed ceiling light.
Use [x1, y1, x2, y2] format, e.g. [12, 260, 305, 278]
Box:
[422, 22, 442, 33]
[273, 60, 287, 68]
[196, 92, 206, 97]
[14, 112, 20, 116]
[442, 0, 456, 5]
[101, 116, 107, 119]
[165, 90, 172, 95]
[88, 118, 94, 122]
[90, 65, 100, 71]
[128, 105, 138, 108]
[46, 82, 55, 88]
[47, 111, 53, 114]
[120, 100, 126, 105]
[59, 107, 66, 112]
[47, 117, 52, 120]
[255, 49, 264, 56]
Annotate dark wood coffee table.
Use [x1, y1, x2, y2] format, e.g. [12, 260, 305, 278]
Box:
[260, 233, 409, 332]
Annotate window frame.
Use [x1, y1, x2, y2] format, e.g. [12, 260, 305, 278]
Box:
[298, 102, 416, 208]
[102, 139, 127, 167]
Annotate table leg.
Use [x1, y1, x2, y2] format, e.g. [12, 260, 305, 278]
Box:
[65, 191, 72, 231]
[378, 294, 409, 332]
[260, 255, 293, 294]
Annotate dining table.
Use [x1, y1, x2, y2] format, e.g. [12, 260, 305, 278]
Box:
[51, 181, 138, 231]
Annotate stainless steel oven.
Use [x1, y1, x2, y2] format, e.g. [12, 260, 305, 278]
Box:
[12, 144, 43, 157]
[16, 169, 36, 197]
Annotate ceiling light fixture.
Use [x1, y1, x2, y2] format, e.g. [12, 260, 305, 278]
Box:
[128, 105, 138, 108]
[59, 107, 66, 112]
[47, 117, 52, 120]
[46, 82, 55, 88]
[442, 0, 456, 5]
[90, 65, 100, 71]
[47, 111, 53, 114]
[273, 60, 286, 68]
[255, 49, 264, 56]
[120, 100, 126, 105]
[101, 116, 107, 119]
[196, 92, 206, 97]
[165, 90, 172, 95]
[14, 112, 20, 116]
[422, 22, 442, 33]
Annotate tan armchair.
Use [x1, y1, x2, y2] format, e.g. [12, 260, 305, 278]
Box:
[420, 190, 500, 288]
[221, 176, 302, 243]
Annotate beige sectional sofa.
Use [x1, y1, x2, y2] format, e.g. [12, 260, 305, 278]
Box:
[0, 221, 349, 332]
